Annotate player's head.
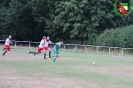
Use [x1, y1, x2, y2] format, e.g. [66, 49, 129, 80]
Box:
[43, 36, 46, 40]
[9, 35, 12, 39]
[47, 36, 50, 40]
[59, 39, 63, 44]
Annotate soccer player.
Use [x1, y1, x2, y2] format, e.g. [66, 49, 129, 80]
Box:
[43, 36, 52, 59]
[52, 39, 63, 63]
[29, 36, 46, 56]
[2, 35, 12, 56]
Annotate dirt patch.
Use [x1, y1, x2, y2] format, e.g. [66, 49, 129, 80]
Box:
[0, 51, 44, 61]
[0, 69, 99, 88]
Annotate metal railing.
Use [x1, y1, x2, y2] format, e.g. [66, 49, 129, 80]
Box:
[0, 40, 133, 56]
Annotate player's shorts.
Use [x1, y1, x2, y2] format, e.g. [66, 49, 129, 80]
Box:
[44, 46, 48, 50]
[54, 50, 59, 55]
[4, 45, 10, 50]
[37, 47, 43, 52]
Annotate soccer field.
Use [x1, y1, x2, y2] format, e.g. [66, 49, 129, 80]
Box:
[0, 48, 133, 88]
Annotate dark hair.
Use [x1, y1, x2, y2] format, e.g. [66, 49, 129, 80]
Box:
[43, 36, 46, 38]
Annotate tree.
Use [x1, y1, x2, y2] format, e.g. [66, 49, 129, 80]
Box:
[0, 0, 36, 40]
[0, 0, 48, 41]
[45, 0, 131, 44]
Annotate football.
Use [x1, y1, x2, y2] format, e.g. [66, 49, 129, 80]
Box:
[92, 62, 96, 66]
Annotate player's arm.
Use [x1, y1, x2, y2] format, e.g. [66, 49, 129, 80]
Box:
[6, 39, 12, 44]
[8, 41, 12, 44]
[50, 40, 52, 44]
[9, 40, 13, 44]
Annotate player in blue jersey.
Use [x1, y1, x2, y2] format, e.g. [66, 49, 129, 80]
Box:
[52, 39, 63, 63]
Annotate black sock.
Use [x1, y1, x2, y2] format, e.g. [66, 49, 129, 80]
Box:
[49, 51, 51, 58]
[29, 51, 35, 54]
[3, 50, 7, 56]
[34, 52, 36, 56]
[44, 53, 46, 59]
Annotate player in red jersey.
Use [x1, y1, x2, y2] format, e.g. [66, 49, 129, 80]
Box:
[29, 36, 46, 56]
[43, 36, 52, 59]
[2, 35, 12, 56]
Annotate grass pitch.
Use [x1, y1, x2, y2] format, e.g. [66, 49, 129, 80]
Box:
[0, 48, 133, 88]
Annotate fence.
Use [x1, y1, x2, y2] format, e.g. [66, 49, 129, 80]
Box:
[0, 40, 133, 57]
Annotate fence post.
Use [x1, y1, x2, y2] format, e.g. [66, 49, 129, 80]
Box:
[74, 44, 77, 52]
[64, 44, 65, 51]
[122, 48, 124, 56]
[97, 46, 99, 54]
[85, 45, 87, 53]
[109, 47, 110, 55]
[15, 41, 17, 48]
[29, 42, 31, 49]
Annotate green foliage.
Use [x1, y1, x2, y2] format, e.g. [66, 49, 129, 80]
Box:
[97, 25, 133, 48]
[0, 0, 35, 40]
[45, 0, 132, 44]
[0, 0, 48, 41]
[0, 0, 133, 43]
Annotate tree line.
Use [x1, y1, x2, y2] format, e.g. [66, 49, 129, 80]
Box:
[0, 0, 133, 46]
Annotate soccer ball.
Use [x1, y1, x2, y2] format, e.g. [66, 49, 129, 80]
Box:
[92, 62, 96, 66]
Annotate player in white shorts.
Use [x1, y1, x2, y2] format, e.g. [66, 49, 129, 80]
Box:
[43, 36, 52, 59]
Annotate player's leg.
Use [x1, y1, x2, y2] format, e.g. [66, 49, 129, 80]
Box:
[2, 45, 9, 56]
[44, 47, 48, 59]
[52, 54, 56, 63]
[28, 51, 35, 54]
[48, 48, 51, 58]
[44, 50, 47, 59]
[3, 48, 5, 51]
[34, 47, 41, 56]
[52, 51, 59, 63]
[44, 52, 47, 59]
[8, 46, 11, 51]
[2, 50, 7, 56]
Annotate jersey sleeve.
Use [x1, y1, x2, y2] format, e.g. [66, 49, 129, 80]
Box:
[41, 40, 45, 45]
[6, 38, 10, 43]
[49, 40, 52, 43]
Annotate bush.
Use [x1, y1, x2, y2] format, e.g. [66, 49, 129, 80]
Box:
[96, 25, 133, 48]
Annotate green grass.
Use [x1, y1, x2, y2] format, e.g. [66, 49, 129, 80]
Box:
[0, 48, 133, 88]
